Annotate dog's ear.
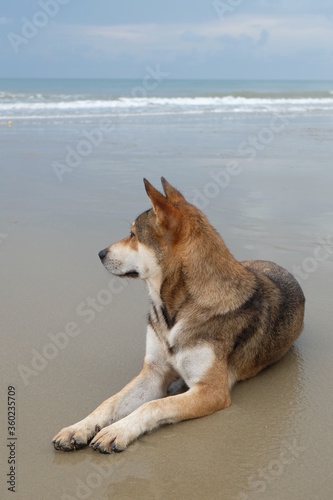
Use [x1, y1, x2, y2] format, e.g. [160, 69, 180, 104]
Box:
[144, 178, 180, 231]
[161, 177, 185, 204]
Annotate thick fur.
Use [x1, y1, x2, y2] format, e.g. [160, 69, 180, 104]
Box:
[52, 178, 305, 453]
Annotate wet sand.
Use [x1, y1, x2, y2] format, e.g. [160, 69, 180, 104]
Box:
[1, 112, 333, 499]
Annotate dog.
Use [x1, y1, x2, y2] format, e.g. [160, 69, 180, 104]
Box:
[52, 177, 305, 453]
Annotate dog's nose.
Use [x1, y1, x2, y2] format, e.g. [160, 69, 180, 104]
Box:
[98, 248, 108, 260]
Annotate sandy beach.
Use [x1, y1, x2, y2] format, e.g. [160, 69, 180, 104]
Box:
[1, 87, 333, 499]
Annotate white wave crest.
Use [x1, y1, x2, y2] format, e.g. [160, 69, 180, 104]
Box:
[1, 95, 333, 115]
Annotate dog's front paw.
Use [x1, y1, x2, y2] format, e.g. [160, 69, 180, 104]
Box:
[52, 423, 100, 451]
[90, 422, 133, 454]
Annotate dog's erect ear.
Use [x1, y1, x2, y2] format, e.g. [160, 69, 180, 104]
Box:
[143, 178, 180, 231]
[161, 177, 185, 204]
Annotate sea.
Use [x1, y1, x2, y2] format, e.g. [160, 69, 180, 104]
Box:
[1, 78, 333, 124]
[1, 78, 332, 239]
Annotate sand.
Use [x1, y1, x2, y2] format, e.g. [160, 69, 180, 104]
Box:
[0, 112, 333, 499]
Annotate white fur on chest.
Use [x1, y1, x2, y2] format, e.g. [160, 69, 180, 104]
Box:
[168, 320, 183, 346]
[172, 344, 215, 387]
[145, 323, 215, 388]
[146, 275, 163, 310]
[144, 278, 215, 387]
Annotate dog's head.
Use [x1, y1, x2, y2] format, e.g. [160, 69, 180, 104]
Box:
[99, 177, 191, 280]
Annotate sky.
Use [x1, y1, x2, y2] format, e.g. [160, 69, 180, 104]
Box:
[1, 0, 333, 79]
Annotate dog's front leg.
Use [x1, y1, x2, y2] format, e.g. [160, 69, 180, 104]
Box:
[52, 361, 175, 451]
[91, 356, 231, 453]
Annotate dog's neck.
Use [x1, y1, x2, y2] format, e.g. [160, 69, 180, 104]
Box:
[183, 244, 257, 314]
[145, 272, 164, 310]
[145, 262, 187, 330]
[146, 251, 257, 321]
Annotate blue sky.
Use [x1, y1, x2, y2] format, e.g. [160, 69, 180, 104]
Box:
[1, 0, 333, 79]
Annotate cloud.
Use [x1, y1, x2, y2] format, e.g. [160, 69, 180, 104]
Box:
[216, 29, 270, 54]
[257, 29, 269, 47]
[1, 7, 333, 79]
[54, 12, 333, 59]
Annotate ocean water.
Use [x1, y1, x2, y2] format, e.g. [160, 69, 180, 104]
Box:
[1, 78, 333, 123]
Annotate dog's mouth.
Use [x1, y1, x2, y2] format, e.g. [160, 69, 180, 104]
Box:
[119, 271, 140, 278]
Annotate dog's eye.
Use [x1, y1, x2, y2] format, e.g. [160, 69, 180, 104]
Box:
[129, 231, 135, 239]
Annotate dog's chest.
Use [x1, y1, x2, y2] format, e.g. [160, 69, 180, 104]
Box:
[146, 312, 215, 387]
[149, 302, 176, 345]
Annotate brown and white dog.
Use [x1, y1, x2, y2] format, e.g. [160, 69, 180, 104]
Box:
[52, 178, 305, 453]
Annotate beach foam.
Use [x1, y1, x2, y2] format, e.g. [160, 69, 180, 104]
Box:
[2, 95, 333, 121]
[2, 79, 333, 121]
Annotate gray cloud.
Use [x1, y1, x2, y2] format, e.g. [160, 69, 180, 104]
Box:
[1, 2, 333, 79]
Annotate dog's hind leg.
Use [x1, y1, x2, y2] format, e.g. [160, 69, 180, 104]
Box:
[52, 361, 176, 451]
